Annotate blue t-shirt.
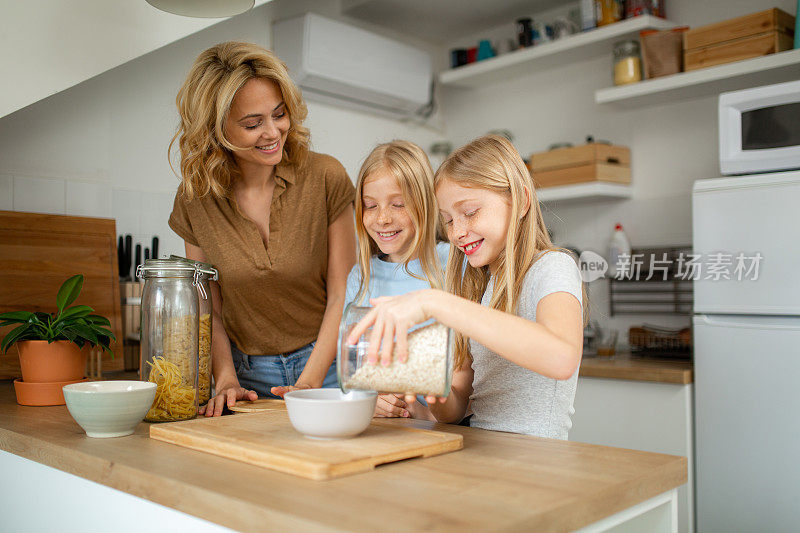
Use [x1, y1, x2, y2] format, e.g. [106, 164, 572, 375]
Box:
[344, 242, 450, 307]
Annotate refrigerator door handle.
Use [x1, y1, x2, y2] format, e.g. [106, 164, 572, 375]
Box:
[696, 314, 800, 330]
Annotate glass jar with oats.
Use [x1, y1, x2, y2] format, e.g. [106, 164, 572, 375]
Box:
[138, 259, 212, 422]
[337, 305, 454, 397]
[170, 256, 217, 406]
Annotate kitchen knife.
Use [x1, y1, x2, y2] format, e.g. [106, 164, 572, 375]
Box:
[124, 235, 133, 280]
[118, 236, 125, 278]
[135, 244, 141, 278]
[151, 236, 159, 260]
[144, 248, 150, 261]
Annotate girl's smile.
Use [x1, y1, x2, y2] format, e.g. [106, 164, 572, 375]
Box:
[462, 239, 483, 256]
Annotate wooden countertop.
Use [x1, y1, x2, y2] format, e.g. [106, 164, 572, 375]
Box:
[580, 353, 693, 384]
[0, 383, 687, 532]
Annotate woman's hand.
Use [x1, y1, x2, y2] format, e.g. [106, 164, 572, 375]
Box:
[199, 381, 258, 417]
[346, 289, 439, 367]
[270, 382, 312, 398]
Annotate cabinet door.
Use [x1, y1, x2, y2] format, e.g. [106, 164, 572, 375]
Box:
[571, 378, 694, 533]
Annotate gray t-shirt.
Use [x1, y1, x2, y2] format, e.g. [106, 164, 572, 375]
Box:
[469, 251, 583, 439]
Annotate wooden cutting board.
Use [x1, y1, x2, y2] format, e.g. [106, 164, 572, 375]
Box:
[228, 399, 287, 413]
[149, 410, 463, 480]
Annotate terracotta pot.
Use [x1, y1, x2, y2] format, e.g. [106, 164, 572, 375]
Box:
[13, 377, 90, 406]
[17, 340, 88, 383]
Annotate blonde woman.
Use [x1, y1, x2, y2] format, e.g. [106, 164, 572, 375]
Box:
[344, 141, 448, 420]
[168, 42, 356, 416]
[348, 135, 586, 439]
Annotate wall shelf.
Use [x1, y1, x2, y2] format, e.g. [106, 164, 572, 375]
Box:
[439, 15, 676, 89]
[595, 48, 800, 106]
[537, 182, 632, 203]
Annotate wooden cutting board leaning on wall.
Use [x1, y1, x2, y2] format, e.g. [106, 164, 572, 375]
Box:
[0, 211, 123, 379]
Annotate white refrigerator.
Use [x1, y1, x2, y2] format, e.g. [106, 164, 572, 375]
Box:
[693, 171, 800, 532]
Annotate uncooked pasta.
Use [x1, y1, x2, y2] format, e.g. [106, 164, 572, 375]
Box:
[145, 355, 197, 421]
[198, 313, 212, 404]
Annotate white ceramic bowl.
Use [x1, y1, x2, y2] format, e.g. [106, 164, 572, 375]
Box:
[63, 381, 157, 438]
[284, 388, 377, 439]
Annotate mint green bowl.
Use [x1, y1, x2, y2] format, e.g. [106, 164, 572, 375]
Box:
[63, 381, 156, 438]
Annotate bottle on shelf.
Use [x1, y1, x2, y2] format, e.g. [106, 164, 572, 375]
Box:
[607, 223, 632, 278]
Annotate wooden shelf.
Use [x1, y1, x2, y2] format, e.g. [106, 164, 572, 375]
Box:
[537, 182, 632, 203]
[439, 15, 676, 88]
[595, 48, 800, 106]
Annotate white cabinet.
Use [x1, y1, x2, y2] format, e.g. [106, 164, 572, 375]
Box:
[571, 377, 694, 533]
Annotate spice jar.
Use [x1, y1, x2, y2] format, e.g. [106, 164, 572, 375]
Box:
[337, 305, 454, 397]
[169, 255, 218, 406]
[137, 259, 205, 422]
[613, 40, 642, 86]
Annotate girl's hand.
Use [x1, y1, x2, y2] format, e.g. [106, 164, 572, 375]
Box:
[270, 382, 313, 398]
[346, 290, 436, 367]
[199, 381, 258, 417]
[374, 394, 410, 418]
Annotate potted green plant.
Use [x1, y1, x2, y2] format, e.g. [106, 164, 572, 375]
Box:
[0, 274, 115, 384]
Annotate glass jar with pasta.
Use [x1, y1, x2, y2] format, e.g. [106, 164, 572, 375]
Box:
[137, 259, 204, 422]
[170, 255, 217, 406]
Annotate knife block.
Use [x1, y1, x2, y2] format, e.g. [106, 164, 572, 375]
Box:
[121, 281, 143, 372]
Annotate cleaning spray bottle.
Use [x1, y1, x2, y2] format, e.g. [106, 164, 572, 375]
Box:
[607, 223, 631, 278]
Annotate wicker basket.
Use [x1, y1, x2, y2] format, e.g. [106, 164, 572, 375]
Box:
[629, 325, 692, 359]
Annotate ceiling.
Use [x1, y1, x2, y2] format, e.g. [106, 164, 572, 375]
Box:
[341, 0, 569, 44]
[0, 0, 273, 119]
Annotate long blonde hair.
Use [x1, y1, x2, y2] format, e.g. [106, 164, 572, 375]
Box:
[353, 141, 443, 305]
[169, 41, 311, 199]
[435, 135, 586, 368]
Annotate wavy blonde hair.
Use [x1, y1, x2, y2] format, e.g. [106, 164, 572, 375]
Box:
[435, 135, 587, 369]
[353, 141, 444, 305]
[169, 41, 311, 199]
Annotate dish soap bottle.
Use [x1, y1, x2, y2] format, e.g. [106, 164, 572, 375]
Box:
[607, 223, 631, 278]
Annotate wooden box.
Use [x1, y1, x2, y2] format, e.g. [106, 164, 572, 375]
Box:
[683, 8, 795, 72]
[529, 143, 630, 188]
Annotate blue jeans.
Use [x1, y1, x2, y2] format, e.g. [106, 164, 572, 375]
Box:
[230, 341, 338, 399]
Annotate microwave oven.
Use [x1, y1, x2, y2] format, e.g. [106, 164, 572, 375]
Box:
[719, 79, 800, 175]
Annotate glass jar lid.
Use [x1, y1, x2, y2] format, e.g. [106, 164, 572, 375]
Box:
[136, 258, 217, 281]
[613, 40, 640, 59]
[168, 255, 218, 281]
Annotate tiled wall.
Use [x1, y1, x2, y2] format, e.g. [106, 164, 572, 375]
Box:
[1, 173, 184, 261]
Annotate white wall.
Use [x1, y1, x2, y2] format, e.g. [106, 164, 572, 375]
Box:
[440, 0, 796, 340]
[0, 0, 444, 264]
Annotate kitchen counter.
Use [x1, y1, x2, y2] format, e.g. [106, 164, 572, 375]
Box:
[0, 383, 686, 532]
[580, 352, 693, 384]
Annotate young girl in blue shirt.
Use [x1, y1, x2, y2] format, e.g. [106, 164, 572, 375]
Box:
[349, 135, 586, 439]
[345, 140, 448, 420]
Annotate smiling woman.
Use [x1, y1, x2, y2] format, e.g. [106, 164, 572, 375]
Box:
[167, 42, 356, 417]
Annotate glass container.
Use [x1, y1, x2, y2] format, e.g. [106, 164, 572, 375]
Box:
[137, 259, 202, 422]
[613, 40, 642, 86]
[337, 304, 454, 397]
[169, 255, 217, 406]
